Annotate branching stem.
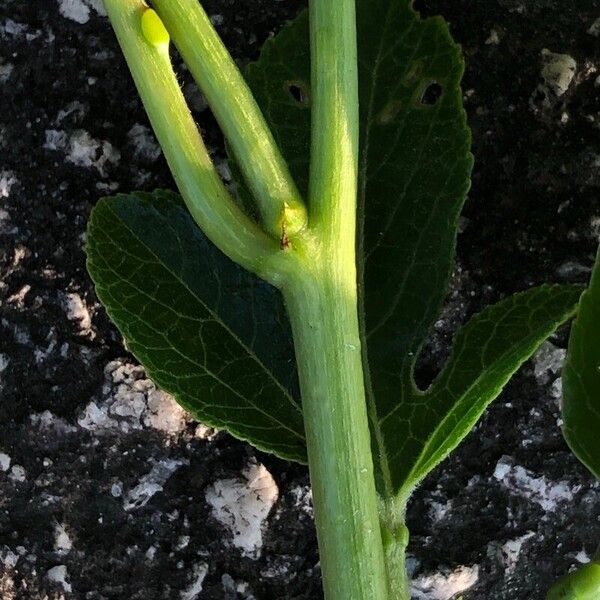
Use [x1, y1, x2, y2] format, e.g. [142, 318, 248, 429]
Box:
[152, 0, 307, 239]
[102, 0, 283, 281]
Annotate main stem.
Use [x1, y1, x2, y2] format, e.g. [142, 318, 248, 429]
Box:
[284, 264, 388, 600]
[280, 1, 388, 598]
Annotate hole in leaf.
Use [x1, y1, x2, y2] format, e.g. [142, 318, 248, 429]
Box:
[411, 0, 428, 15]
[420, 81, 443, 106]
[377, 100, 403, 125]
[285, 81, 311, 107]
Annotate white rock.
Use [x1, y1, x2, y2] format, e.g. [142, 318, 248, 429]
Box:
[63, 292, 92, 331]
[66, 129, 120, 177]
[127, 124, 161, 162]
[44, 129, 68, 151]
[550, 377, 563, 401]
[58, 0, 90, 24]
[0, 548, 19, 569]
[180, 562, 209, 600]
[427, 499, 452, 523]
[0, 453, 10, 472]
[194, 423, 217, 440]
[0, 171, 16, 198]
[533, 341, 566, 385]
[54, 523, 72, 554]
[8, 465, 26, 483]
[110, 392, 146, 419]
[0, 60, 13, 83]
[575, 549, 591, 564]
[540, 49, 577, 97]
[588, 17, 600, 37]
[205, 462, 279, 558]
[78, 401, 118, 430]
[556, 261, 592, 278]
[485, 29, 500, 45]
[501, 531, 535, 574]
[81, 360, 190, 435]
[175, 535, 190, 551]
[30, 411, 77, 434]
[494, 456, 580, 511]
[493, 459, 512, 480]
[144, 390, 188, 435]
[46, 565, 72, 593]
[411, 565, 479, 600]
[123, 458, 188, 511]
[7, 284, 30, 306]
[110, 482, 123, 497]
[1, 20, 28, 37]
[289, 485, 313, 517]
[56, 100, 86, 124]
[57, 0, 106, 23]
[86, 0, 107, 16]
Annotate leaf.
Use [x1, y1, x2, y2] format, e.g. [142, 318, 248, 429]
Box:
[562, 246, 600, 480]
[86, 190, 306, 462]
[395, 284, 582, 494]
[241, 0, 581, 501]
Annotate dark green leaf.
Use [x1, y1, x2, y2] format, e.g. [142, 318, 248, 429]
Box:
[397, 284, 581, 495]
[86, 190, 305, 462]
[562, 246, 600, 480]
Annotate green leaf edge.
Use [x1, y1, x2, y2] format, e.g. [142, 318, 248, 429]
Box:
[562, 245, 600, 480]
[400, 283, 583, 499]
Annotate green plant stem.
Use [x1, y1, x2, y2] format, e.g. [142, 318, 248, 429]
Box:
[151, 0, 307, 239]
[380, 498, 411, 599]
[277, 1, 389, 599]
[283, 263, 388, 600]
[309, 0, 359, 232]
[102, 0, 282, 280]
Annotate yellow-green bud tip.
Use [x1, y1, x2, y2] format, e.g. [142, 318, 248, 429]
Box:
[141, 8, 170, 49]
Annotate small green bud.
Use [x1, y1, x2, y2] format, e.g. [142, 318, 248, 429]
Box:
[547, 562, 600, 599]
[141, 8, 170, 49]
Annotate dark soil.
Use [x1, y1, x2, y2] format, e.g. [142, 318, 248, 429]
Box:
[1, 0, 599, 599]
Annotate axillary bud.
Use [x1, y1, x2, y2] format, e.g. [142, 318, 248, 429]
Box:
[141, 8, 170, 49]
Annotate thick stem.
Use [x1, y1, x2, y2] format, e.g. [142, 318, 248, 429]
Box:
[151, 0, 307, 239]
[284, 260, 388, 600]
[285, 2, 387, 598]
[102, 0, 281, 280]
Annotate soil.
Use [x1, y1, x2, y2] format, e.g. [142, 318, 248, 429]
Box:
[1, 0, 600, 599]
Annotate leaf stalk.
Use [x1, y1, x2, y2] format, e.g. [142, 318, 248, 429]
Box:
[151, 0, 308, 240]
[102, 0, 282, 278]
